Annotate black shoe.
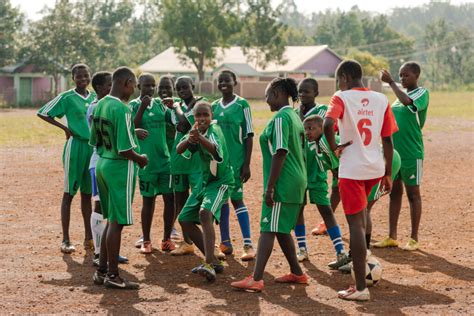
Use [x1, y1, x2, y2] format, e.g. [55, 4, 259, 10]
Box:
[93, 270, 106, 285]
[93, 254, 100, 267]
[213, 261, 225, 274]
[104, 274, 139, 290]
[118, 255, 129, 264]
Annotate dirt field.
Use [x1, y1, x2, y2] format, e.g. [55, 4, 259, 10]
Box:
[1, 108, 473, 314]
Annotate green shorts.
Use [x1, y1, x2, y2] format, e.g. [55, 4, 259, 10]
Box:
[62, 138, 92, 195]
[178, 181, 230, 224]
[230, 175, 244, 201]
[96, 158, 137, 226]
[395, 158, 423, 186]
[139, 173, 173, 197]
[307, 185, 330, 206]
[173, 172, 202, 193]
[260, 202, 301, 234]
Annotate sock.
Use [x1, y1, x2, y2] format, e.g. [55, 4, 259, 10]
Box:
[366, 234, 371, 249]
[294, 224, 307, 250]
[235, 205, 252, 246]
[90, 212, 105, 255]
[327, 225, 344, 255]
[219, 203, 232, 246]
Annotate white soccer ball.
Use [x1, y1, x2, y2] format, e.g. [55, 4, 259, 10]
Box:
[351, 256, 383, 286]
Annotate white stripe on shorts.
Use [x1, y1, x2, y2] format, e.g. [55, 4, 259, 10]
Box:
[211, 185, 228, 214]
[126, 160, 134, 224]
[63, 137, 73, 193]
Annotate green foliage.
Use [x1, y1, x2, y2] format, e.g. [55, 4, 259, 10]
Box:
[345, 49, 389, 76]
[0, 0, 24, 67]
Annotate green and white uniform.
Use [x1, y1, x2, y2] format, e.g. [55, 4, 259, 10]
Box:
[178, 123, 234, 223]
[392, 87, 429, 186]
[38, 89, 96, 195]
[130, 98, 173, 197]
[212, 95, 254, 200]
[89, 95, 139, 226]
[158, 97, 181, 153]
[259, 106, 307, 234]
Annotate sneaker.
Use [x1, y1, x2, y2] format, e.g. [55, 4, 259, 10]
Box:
[196, 263, 217, 282]
[219, 243, 233, 255]
[161, 239, 176, 252]
[215, 246, 226, 260]
[93, 270, 106, 285]
[328, 252, 352, 270]
[170, 241, 195, 256]
[104, 274, 139, 290]
[241, 245, 256, 261]
[60, 240, 75, 254]
[338, 261, 353, 274]
[118, 255, 129, 264]
[402, 238, 419, 251]
[297, 248, 309, 262]
[311, 221, 327, 235]
[84, 239, 94, 251]
[338, 285, 370, 301]
[135, 237, 144, 248]
[192, 262, 225, 274]
[171, 227, 181, 242]
[93, 254, 100, 267]
[373, 236, 398, 248]
[275, 273, 309, 284]
[231, 276, 264, 292]
[140, 241, 153, 254]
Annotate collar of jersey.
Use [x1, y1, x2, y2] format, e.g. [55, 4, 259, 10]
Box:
[72, 88, 91, 100]
[106, 95, 123, 103]
[219, 95, 238, 109]
[279, 105, 292, 112]
[350, 87, 370, 91]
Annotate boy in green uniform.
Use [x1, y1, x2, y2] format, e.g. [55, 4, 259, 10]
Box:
[231, 78, 308, 292]
[212, 70, 255, 261]
[130, 74, 175, 254]
[377, 62, 429, 251]
[90, 67, 148, 290]
[37, 63, 96, 254]
[176, 101, 233, 282]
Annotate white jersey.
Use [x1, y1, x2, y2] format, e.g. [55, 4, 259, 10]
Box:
[327, 88, 398, 180]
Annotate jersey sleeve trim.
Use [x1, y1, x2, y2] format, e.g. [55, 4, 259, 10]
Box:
[125, 112, 138, 149]
[381, 103, 399, 137]
[327, 95, 344, 120]
[243, 107, 254, 135]
[38, 94, 63, 117]
[274, 117, 287, 152]
[209, 132, 224, 163]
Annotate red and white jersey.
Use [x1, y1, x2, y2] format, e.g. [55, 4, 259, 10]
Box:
[327, 88, 398, 180]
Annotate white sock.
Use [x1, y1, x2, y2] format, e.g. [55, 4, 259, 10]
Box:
[90, 212, 105, 255]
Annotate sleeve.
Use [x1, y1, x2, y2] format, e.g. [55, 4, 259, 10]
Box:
[129, 101, 139, 118]
[208, 130, 224, 162]
[381, 103, 399, 137]
[116, 108, 138, 153]
[320, 137, 339, 170]
[316, 105, 328, 118]
[184, 110, 195, 126]
[86, 103, 95, 128]
[37, 94, 65, 118]
[326, 95, 345, 120]
[241, 99, 254, 137]
[89, 117, 97, 147]
[271, 115, 289, 154]
[409, 88, 429, 113]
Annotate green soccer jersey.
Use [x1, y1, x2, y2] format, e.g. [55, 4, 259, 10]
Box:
[38, 89, 96, 141]
[89, 95, 139, 160]
[129, 97, 172, 175]
[392, 87, 429, 160]
[295, 103, 328, 121]
[182, 122, 234, 186]
[211, 95, 254, 172]
[260, 106, 307, 204]
[158, 97, 182, 153]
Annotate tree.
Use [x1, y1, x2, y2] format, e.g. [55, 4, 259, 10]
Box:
[423, 19, 449, 89]
[240, 0, 287, 70]
[161, 0, 240, 81]
[0, 0, 24, 66]
[345, 49, 389, 77]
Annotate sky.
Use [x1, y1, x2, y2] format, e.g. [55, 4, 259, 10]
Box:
[10, 0, 473, 20]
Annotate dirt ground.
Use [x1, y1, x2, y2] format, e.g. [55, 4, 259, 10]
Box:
[1, 111, 473, 315]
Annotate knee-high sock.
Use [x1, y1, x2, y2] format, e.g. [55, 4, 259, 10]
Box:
[219, 203, 231, 246]
[91, 212, 106, 255]
[327, 225, 344, 255]
[294, 224, 307, 250]
[235, 205, 252, 246]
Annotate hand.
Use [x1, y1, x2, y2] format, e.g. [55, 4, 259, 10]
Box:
[380, 69, 394, 84]
[162, 97, 175, 109]
[379, 175, 392, 196]
[137, 154, 148, 169]
[135, 128, 148, 140]
[334, 141, 352, 158]
[265, 188, 274, 207]
[64, 128, 73, 140]
[240, 164, 251, 183]
[141, 95, 152, 108]
[189, 122, 200, 143]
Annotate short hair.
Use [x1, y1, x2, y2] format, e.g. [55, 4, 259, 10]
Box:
[176, 76, 195, 89]
[402, 61, 421, 75]
[194, 100, 212, 112]
[112, 67, 136, 82]
[138, 72, 155, 83]
[269, 77, 299, 102]
[91, 71, 112, 92]
[219, 70, 237, 83]
[299, 78, 319, 92]
[336, 60, 363, 80]
[159, 75, 175, 86]
[71, 63, 90, 77]
[303, 114, 323, 127]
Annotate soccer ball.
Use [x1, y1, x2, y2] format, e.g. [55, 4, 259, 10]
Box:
[351, 256, 383, 286]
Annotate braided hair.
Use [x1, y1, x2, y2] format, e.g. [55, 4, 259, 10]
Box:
[269, 77, 299, 102]
[336, 60, 363, 80]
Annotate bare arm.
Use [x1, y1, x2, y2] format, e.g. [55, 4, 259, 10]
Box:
[240, 135, 253, 182]
[381, 70, 413, 106]
[323, 117, 337, 151]
[380, 136, 394, 195]
[133, 96, 152, 127]
[120, 149, 148, 168]
[37, 114, 72, 139]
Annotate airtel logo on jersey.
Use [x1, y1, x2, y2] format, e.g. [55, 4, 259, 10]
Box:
[361, 98, 370, 107]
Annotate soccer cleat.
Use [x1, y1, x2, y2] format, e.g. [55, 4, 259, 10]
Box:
[338, 262, 353, 274]
[275, 273, 309, 284]
[161, 239, 176, 252]
[311, 221, 327, 235]
[338, 285, 370, 301]
[196, 263, 216, 282]
[135, 237, 144, 248]
[84, 239, 95, 251]
[402, 238, 419, 251]
[118, 255, 129, 264]
[297, 248, 309, 262]
[171, 227, 182, 242]
[373, 236, 399, 248]
[241, 245, 256, 261]
[170, 241, 195, 256]
[60, 240, 75, 254]
[231, 276, 264, 292]
[93, 270, 106, 285]
[140, 241, 153, 254]
[219, 243, 234, 255]
[93, 254, 100, 267]
[104, 274, 139, 290]
[328, 252, 352, 270]
[192, 262, 225, 274]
